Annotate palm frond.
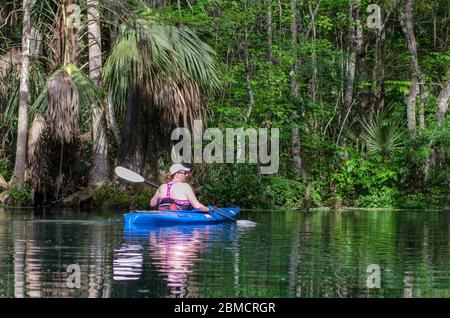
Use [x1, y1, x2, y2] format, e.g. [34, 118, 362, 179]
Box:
[361, 109, 405, 158]
[171, 26, 220, 92]
[103, 17, 220, 131]
[46, 69, 79, 143]
[26, 115, 46, 190]
[67, 64, 105, 128]
[3, 59, 47, 126]
[31, 64, 104, 132]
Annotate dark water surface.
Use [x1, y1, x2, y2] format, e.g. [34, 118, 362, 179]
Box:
[0, 208, 449, 298]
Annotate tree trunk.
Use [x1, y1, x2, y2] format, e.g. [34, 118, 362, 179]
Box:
[63, 0, 78, 66]
[400, 0, 424, 139]
[290, 0, 304, 177]
[266, 0, 273, 65]
[405, 75, 419, 138]
[437, 68, 450, 125]
[290, 0, 298, 97]
[10, 0, 33, 190]
[339, 3, 357, 131]
[243, 1, 255, 120]
[307, 0, 320, 103]
[292, 127, 303, 176]
[117, 85, 145, 175]
[244, 46, 255, 119]
[355, 5, 369, 117]
[87, 0, 109, 186]
[374, 20, 386, 111]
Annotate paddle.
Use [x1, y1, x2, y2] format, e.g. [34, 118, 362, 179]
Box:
[115, 166, 159, 188]
[207, 206, 237, 222]
[114, 166, 237, 222]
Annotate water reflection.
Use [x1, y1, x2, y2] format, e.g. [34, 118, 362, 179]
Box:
[116, 223, 237, 296]
[0, 209, 448, 298]
[0, 212, 116, 298]
[113, 244, 143, 281]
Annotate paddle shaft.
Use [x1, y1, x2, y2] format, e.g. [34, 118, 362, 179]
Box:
[209, 209, 237, 222]
[144, 180, 159, 188]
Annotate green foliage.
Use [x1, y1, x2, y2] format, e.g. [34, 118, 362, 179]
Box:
[391, 124, 450, 209]
[355, 187, 397, 208]
[265, 176, 305, 209]
[199, 164, 272, 209]
[92, 184, 156, 209]
[8, 184, 33, 205]
[1, 0, 449, 210]
[360, 109, 404, 158]
[0, 149, 12, 181]
[331, 154, 398, 207]
[92, 184, 131, 207]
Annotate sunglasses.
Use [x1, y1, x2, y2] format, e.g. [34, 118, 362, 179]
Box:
[178, 171, 190, 175]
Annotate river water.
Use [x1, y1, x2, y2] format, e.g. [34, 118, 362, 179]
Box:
[0, 208, 448, 298]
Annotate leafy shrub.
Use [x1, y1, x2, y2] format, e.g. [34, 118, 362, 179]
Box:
[265, 176, 305, 209]
[199, 164, 272, 208]
[0, 149, 12, 181]
[92, 184, 131, 207]
[8, 183, 33, 205]
[331, 155, 398, 207]
[355, 187, 397, 208]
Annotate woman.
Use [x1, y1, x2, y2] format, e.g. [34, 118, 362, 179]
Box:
[150, 164, 209, 211]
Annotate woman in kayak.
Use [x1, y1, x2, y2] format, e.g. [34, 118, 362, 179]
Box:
[150, 163, 210, 212]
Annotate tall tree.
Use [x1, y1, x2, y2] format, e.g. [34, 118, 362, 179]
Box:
[436, 68, 450, 125]
[355, 4, 369, 117]
[289, 0, 299, 97]
[339, 2, 358, 133]
[373, 6, 387, 111]
[10, 0, 33, 190]
[87, 0, 109, 186]
[399, 0, 424, 139]
[290, 0, 304, 176]
[266, 0, 273, 65]
[307, 0, 320, 103]
[104, 18, 219, 177]
[243, 0, 255, 119]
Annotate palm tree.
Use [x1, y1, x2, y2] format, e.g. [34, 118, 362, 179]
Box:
[103, 16, 220, 178]
[87, 0, 109, 187]
[4, 0, 103, 202]
[10, 0, 33, 191]
[3, 1, 220, 203]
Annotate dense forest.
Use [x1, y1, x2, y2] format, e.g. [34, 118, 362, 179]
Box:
[0, 0, 448, 210]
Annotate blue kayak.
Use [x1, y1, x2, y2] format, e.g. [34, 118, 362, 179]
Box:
[123, 207, 240, 226]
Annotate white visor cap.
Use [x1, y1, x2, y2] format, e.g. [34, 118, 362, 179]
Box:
[169, 163, 190, 176]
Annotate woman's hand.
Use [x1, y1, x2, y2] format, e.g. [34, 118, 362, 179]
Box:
[185, 185, 209, 211]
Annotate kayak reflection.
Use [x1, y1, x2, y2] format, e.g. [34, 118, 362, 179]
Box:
[114, 223, 237, 296]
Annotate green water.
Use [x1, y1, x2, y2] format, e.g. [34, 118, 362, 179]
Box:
[0, 208, 449, 298]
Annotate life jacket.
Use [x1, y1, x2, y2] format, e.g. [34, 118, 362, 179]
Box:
[158, 182, 193, 211]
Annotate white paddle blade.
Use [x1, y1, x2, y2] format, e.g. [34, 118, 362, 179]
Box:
[114, 166, 145, 183]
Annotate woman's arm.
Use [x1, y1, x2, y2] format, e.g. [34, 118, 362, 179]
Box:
[150, 186, 162, 207]
[185, 185, 209, 211]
